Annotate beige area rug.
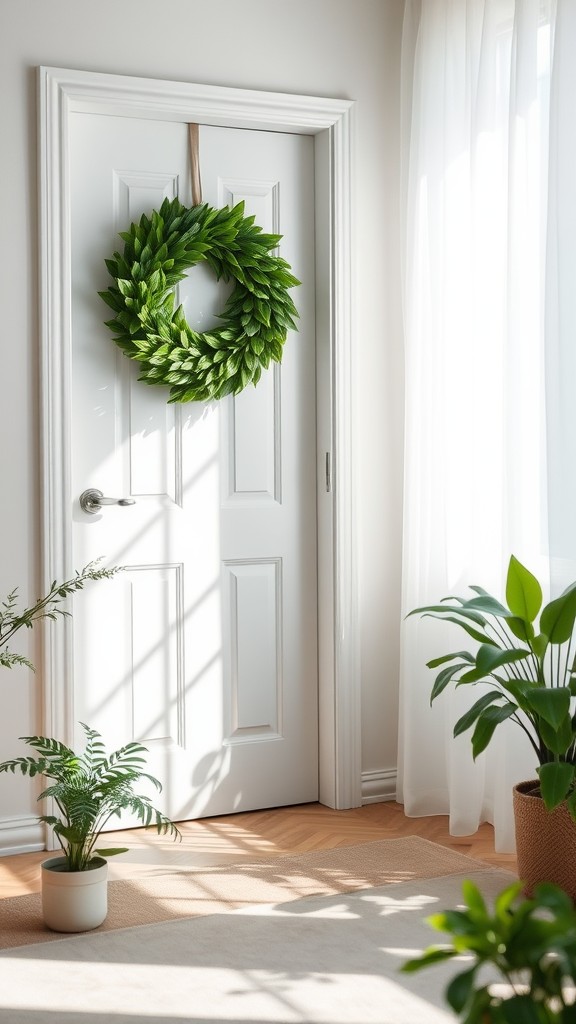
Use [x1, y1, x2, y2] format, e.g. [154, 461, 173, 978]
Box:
[0, 836, 505, 950]
[0, 866, 517, 1024]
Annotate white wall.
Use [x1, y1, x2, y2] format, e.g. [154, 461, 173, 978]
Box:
[0, 0, 404, 843]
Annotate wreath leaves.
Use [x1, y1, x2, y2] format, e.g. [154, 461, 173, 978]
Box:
[99, 198, 300, 402]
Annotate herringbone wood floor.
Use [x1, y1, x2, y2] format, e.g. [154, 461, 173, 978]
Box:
[0, 801, 517, 898]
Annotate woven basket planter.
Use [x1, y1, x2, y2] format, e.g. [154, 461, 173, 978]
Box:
[513, 780, 576, 900]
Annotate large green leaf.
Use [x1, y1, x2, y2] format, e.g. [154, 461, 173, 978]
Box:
[500, 676, 536, 707]
[426, 651, 476, 669]
[445, 965, 477, 1013]
[477, 644, 530, 673]
[505, 555, 542, 623]
[523, 687, 571, 730]
[538, 716, 574, 757]
[537, 761, 575, 810]
[540, 584, 576, 645]
[426, 909, 478, 936]
[458, 644, 530, 683]
[407, 604, 488, 627]
[531, 881, 575, 914]
[400, 947, 457, 973]
[430, 663, 473, 702]
[463, 595, 510, 617]
[493, 881, 525, 921]
[461, 879, 488, 915]
[471, 703, 517, 758]
[421, 613, 497, 647]
[454, 691, 510, 737]
[531, 632, 549, 660]
[504, 615, 535, 643]
[463, 988, 493, 1021]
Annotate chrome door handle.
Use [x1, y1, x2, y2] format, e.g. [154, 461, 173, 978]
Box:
[79, 488, 136, 515]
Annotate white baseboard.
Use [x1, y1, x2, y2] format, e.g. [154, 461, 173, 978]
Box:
[0, 816, 45, 857]
[0, 779, 398, 855]
[361, 769, 397, 805]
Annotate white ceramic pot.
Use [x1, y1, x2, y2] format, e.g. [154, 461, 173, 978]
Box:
[41, 856, 108, 932]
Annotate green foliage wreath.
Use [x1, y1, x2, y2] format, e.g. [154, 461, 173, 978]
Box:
[99, 198, 300, 403]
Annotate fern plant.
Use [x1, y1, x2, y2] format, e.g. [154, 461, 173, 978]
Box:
[0, 559, 120, 671]
[0, 723, 181, 870]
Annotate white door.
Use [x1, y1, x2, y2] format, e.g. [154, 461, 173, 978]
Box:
[68, 113, 318, 821]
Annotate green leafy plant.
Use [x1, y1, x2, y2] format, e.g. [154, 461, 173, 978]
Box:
[99, 197, 300, 403]
[408, 555, 576, 818]
[402, 879, 576, 1023]
[0, 723, 181, 871]
[0, 559, 120, 671]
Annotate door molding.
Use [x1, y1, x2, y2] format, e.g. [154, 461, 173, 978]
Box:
[38, 66, 360, 811]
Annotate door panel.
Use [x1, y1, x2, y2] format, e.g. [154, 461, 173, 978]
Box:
[69, 114, 318, 820]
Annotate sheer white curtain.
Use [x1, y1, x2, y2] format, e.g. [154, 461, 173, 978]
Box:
[397, 0, 576, 851]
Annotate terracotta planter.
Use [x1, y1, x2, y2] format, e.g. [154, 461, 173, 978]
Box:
[513, 780, 576, 900]
[41, 856, 108, 932]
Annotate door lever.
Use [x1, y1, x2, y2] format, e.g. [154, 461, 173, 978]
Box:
[79, 488, 136, 515]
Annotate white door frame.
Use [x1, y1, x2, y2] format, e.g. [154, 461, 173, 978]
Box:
[38, 66, 360, 811]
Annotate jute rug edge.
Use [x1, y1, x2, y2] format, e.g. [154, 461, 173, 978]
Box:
[0, 834, 512, 951]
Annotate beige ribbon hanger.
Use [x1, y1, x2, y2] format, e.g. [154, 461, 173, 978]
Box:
[188, 123, 203, 206]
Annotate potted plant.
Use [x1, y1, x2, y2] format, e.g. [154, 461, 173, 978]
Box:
[0, 722, 181, 932]
[408, 555, 576, 896]
[401, 879, 576, 1022]
[0, 558, 119, 671]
